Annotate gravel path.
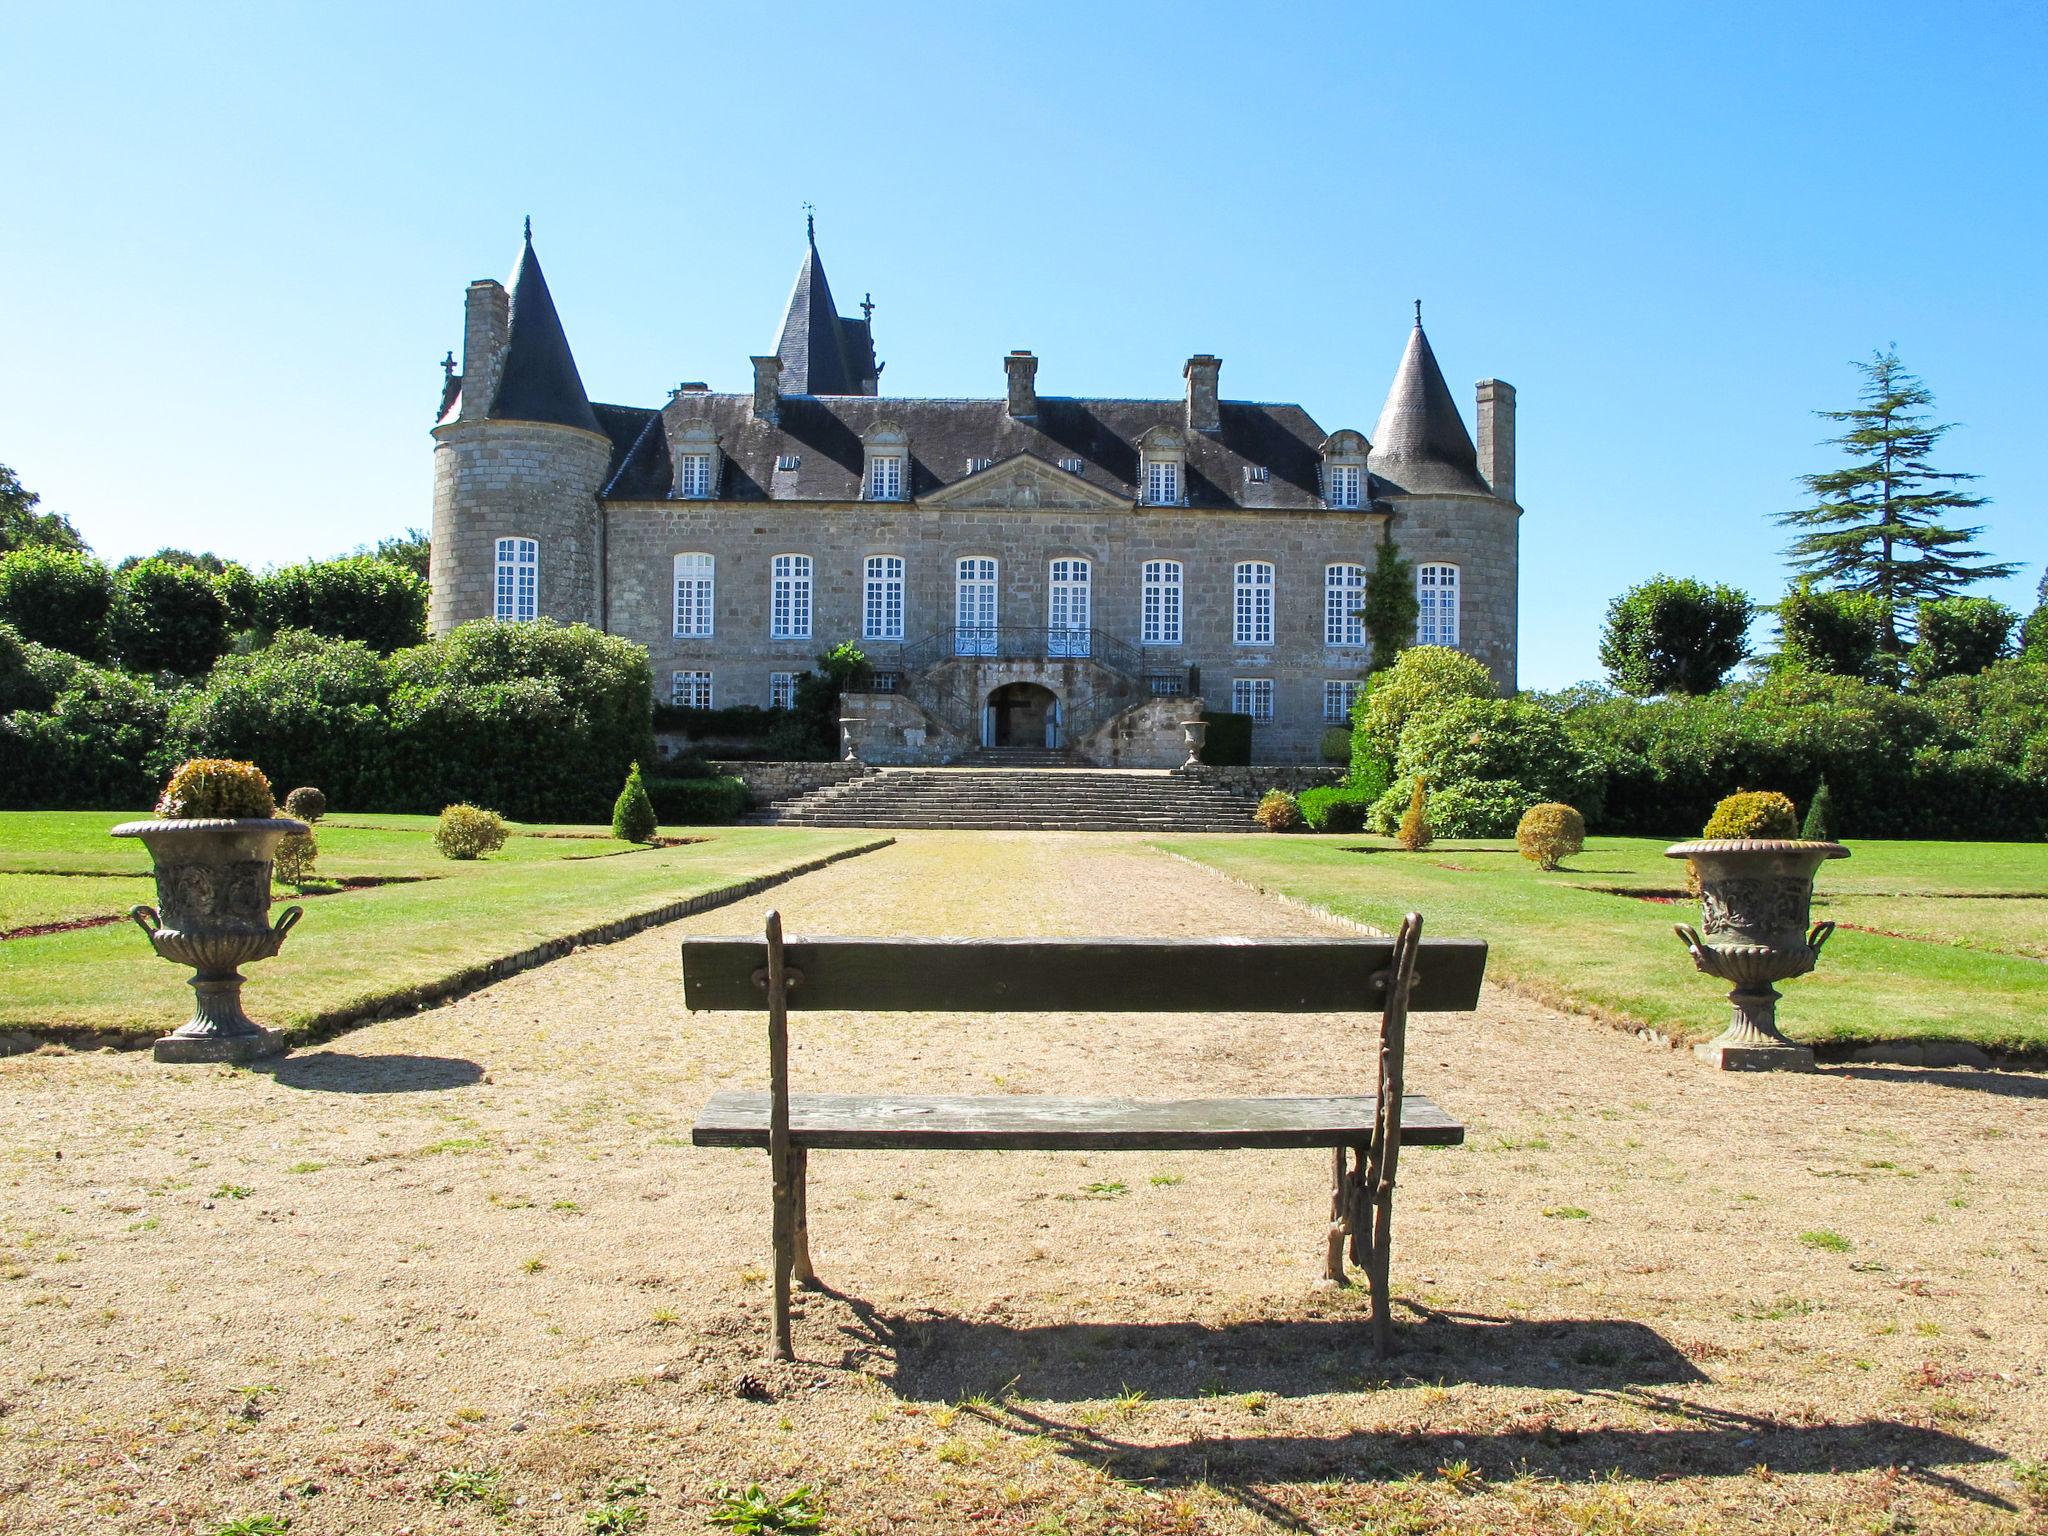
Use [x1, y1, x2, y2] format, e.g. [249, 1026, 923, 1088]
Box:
[0, 831, 2041, 1534]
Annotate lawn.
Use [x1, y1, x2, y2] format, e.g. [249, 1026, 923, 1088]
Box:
[1158, 834, 2048, 1057]
[0, 812, 885, 1042]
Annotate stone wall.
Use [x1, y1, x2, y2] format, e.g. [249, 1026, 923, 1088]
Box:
[700, 758, 866, 805]
[1075, 694, 1195, 768]
[1381, 492, 1520, 694]
[1183, 763, 1346, 798]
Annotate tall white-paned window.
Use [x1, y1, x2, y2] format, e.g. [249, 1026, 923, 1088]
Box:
[1327, 463, 1363, 508]
[771, 554, 812, 640]
[863, 555, 905, 641]
[1417, 563, 1461, 648]
[677, 453, 712, 498]
[1234, 561, 1275, 646]
[1324, 679, 1365, 722]
[1324, 563, 1365, 647]
[673, 553, 714, 638]
[768, 671, 796, 709]
[1141, 559, 1183, 645]
[868, 454, 904, 501]
[494, 537, 538, 623]
[955, 557, 998, 655]
[1231, 677, 1275, 722]
[1048, 558, 1091, 657]
[1144, 459, 1180, 506]
[670, 670, 713, 708]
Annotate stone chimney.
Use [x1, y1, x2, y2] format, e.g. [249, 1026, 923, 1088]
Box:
[1184, 354, 1222, 434]
[1476, 378, 1516, 504]
[458, 279, 510, 422]
[751, 355, 783, 425]
[1005, 350, 1038, 418]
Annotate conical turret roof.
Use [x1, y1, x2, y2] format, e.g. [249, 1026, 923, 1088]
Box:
[773, 229, 874, 396]
[1369, 318, 1487, 496]
[489, 228, 601, 434]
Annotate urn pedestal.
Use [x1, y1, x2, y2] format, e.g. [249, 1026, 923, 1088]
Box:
[110, 818, 309, 1063]
[838, 716, 866, 765]
[1664, 838, 1849, 1072]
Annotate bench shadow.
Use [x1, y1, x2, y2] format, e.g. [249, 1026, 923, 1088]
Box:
[1824, 1065, 2048, 1099]
[262, 1052, 484, 1094]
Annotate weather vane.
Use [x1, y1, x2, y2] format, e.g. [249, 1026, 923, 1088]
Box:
[440, 350, 457, 379]
[802, 201, 815, 243]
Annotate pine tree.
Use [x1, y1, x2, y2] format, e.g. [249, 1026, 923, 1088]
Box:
[1778, 349, 2015, 651]
[611, 761, 658, 844]
[1801, 780, 1834, 841]
[1359, 532, 1419, 672]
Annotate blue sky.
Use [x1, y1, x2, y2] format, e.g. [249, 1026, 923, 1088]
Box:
[3, 0, 2042, 689]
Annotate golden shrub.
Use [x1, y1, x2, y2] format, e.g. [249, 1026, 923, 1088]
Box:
[1516, 802, 1585, 870]
[155, 758, 276, 820]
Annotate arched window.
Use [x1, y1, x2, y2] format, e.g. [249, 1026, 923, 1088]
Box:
[771, 554, 812, 640]
[1234, 561, 1274, 647]
[1325, 563, 1365, 647]
[673, 553, 714, 638]
[1141, 559, 1182, 646]
[1048, 558, 1091, 657]
[864, 555, 905, 641]
[494, 537, 538, 622]
[1417, 563, 1461, 648]
[955, 557, 998, 655]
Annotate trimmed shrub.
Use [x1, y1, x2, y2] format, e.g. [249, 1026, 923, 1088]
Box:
[1516, 802, 1585, 870]
[1198, 711, 1252, 766]
[282, 785, 327, 822]
[1319, 726, 1351, 764]
[109, 557, 231, 676]
[273, 829, 318, 887]
[434, 803, 508, 860]
[1369, 696, 1596, 837]
[0, 664, 172, 810]
[612, 762, 658, 843]
[1397, 776, 1432, 850]
[1702, 789, 1798, 840]
[1801, 779, 1834, 841]
[0, 620, 81, 715]
[0, 546, 114, 658]
[156, 758, 277, 819]
[1353, 645, 1495, 764]
[258, 556, 428, 653]
[644, 774, 748, 825]
[1298, 784, 1375, 833]
[1254, 788, 1304, 832]
[1599, 575, 1753, 696]
[1775, 582, 1890, 683]
[1909, 596, 2015, 686]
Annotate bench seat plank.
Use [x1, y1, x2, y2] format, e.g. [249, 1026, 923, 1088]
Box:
[692, 1089, 1464, 1152]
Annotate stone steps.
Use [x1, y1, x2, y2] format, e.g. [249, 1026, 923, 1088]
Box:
[759, 767, 1255, 833]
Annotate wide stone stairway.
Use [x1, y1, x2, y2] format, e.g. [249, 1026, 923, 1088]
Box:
[760, 766, 1255, 831]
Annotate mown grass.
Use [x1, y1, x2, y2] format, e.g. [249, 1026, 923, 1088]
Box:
[0, 815, 880, 1039]
[1157, 834, 2048, 1055]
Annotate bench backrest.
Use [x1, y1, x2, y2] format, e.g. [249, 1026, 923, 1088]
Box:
[682, 934, 1487, 1014]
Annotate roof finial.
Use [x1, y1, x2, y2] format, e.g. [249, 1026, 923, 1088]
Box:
[1414, 298, 1422, 328]
[860, 291, 874, 323]
[440, 350, 457, 379]
[524, 214, 533, 243]
[802, 201, 815, 244]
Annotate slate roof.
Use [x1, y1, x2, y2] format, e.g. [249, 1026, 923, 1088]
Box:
[488, 233, 601, 434]
[596, 393, 1341, 509]
[1368, 322, 1489, 497]
[773, 236, 879, 396]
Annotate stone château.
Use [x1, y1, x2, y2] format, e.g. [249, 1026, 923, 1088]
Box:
[430, 223, 1520, 765]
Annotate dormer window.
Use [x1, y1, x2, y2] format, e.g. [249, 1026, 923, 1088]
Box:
[775, 454, 800, 472]
[1246, 465, 1271, 483]
[678, 454, 712, 498]
[671, 419, 722, 500]
[1059, 457, 1085, 474]
[861, 421, 909, 502]
[1320, 430, 1369, 510]
[965, 457, 993, 474]
[1145, 460, 1180, 506]
[1136, 425, 1186, 507]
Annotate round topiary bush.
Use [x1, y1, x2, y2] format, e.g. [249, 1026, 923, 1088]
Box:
[1702, 789, 1799, 840]
[1253, 788, 1304, 832]
[282, 786, 327, 823]
[434, 803, 508, 861]
[1516, 802, 1585, 870]
[155, 758, 277, 820]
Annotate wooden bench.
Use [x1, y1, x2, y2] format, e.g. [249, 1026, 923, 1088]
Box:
[686, 912, 1486, 1360]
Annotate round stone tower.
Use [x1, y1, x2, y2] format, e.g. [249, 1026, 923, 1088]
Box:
[430, 227, 611, 634]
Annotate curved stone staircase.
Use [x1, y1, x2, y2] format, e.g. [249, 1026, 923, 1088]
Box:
[760, 766, 1255, 832]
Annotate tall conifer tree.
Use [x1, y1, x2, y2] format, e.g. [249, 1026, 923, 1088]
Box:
[1778, 350, 2013, 649]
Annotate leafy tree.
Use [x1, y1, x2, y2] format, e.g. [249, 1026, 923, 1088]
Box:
[1908, 596, 2015, 686]
[0, 664, 172, 810]
[115, 548, 227, 575]
[1358, 533, 1419, 672]
[2023, 570, 2048, 663]
[1599, 575, 1754, 695]
[259, 556, 428, 653]
[0, 463, 88, 554]
[214, 562, 263, 632]
[1369, 697, 1598, 838]
[1777, 349, 2015, 649]
[1352, 644, 1495, 764]
[0, 620, 81, 715]
[368, 528, 430, 579]
[0, 546, 113, 658]
[109, 558, 232, 676]
[1774, 581, 1889, 683]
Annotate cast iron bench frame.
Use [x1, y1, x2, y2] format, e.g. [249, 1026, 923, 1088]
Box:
[686, 911, 1486, 1360]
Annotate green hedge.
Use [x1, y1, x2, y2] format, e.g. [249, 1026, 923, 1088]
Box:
[644, 774, 749, 825]
[1198, 711, 1252, 766]
[1297, 784, 1376, 833]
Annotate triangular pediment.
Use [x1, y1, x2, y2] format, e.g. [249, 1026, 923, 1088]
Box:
[923, 452, 1130, 511]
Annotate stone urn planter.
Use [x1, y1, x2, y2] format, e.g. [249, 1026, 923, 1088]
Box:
[838, 715, 866, 764]
[1664, 838, 1849, 1072]
[1177, 718, 1208, 772]
[111, 816, 310, 1063]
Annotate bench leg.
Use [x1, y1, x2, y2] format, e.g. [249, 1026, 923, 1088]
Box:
[792, 1146, 817, 1289]
[1325, 1146, 1348, 1282]
[770, 1148, 796, 1361]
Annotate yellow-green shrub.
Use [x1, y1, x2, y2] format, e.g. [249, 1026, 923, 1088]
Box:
[1254, 789, 1304, 832]
[273, 829, 318, 887]
[155, 758, 276, 819]
[1397, 775, 1432, 851]
[434, 803, 508, 861]
[1516, 802, 1585, 870]
[1702, 789, 1798, 839]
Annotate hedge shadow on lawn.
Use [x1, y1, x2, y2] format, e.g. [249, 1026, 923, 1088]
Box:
[1824, 1064, 2048, 1099]
[261, 1052, 484, 1094]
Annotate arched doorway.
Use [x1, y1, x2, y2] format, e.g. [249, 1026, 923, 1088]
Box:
[986, 682, 1059, 748]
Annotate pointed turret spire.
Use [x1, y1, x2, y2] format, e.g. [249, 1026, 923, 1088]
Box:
[773, 223, 879, 396]
[1369, 309, 1487, 496]
[488, 223, 600, 434]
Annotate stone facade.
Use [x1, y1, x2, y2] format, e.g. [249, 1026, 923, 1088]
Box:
[430, 420, 611, 630]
